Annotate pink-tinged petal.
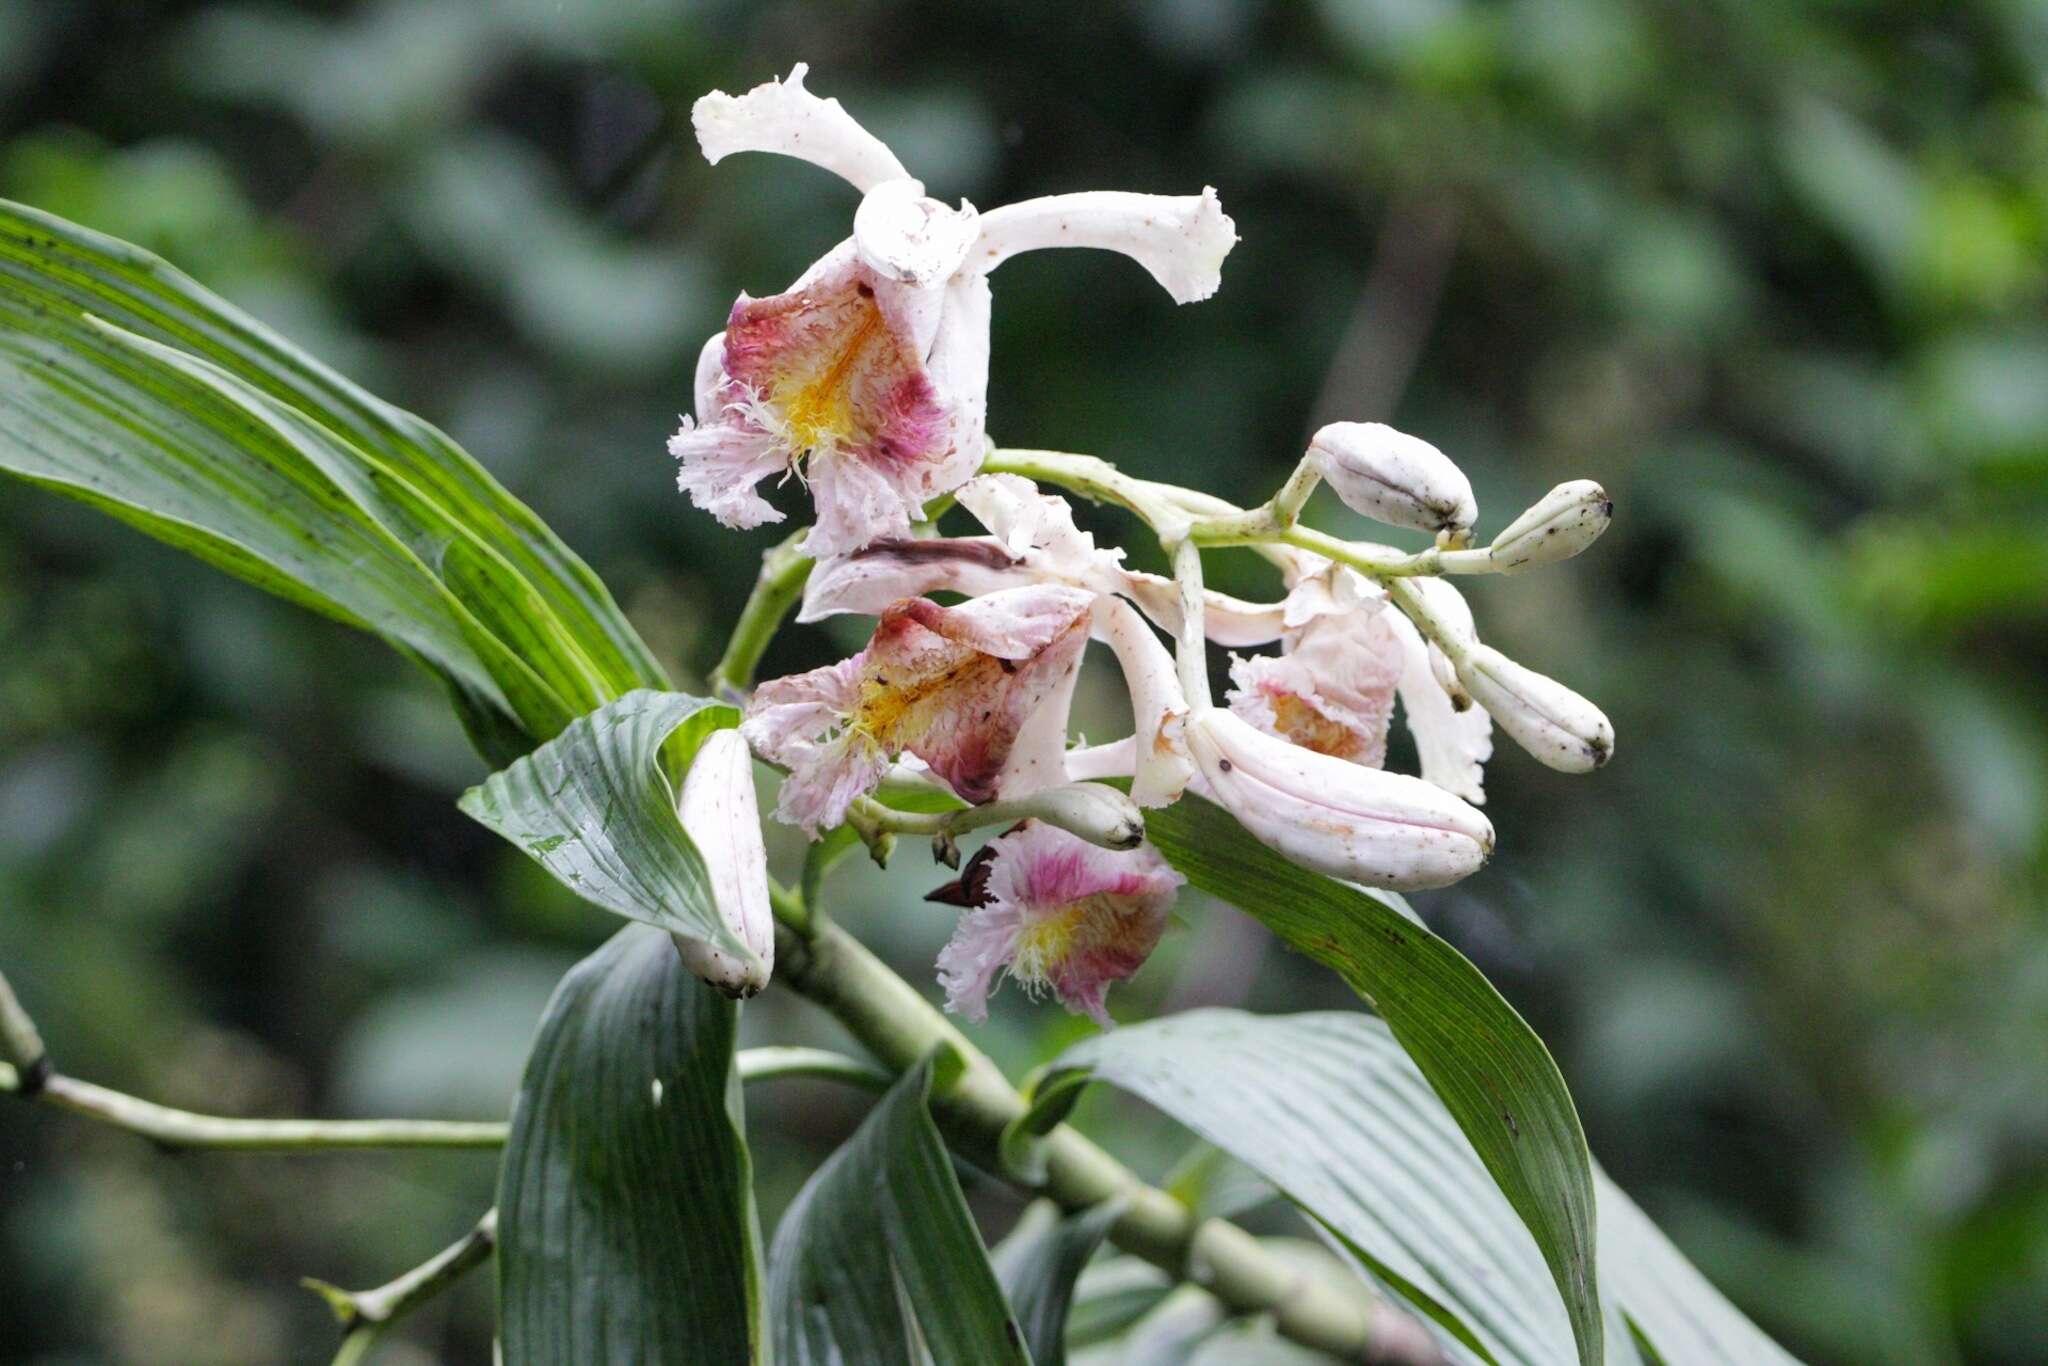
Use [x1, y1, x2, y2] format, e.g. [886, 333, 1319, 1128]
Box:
[935, 822, 1182, 1026]
[1091, 597, 1195, 806]
[798, 535, 1029, 622]
[741, 654, 883, 836]
[710, 244, 965, 557]
[1226, 609, 1404, 768]
[861, 588, 1092, 803]
[854, 179, 980, 287]
[669, 417, 788, 530]
[692, 63, 909, 193]
[1385, 608, 1492, 804]
[973, 188, 1238, 303]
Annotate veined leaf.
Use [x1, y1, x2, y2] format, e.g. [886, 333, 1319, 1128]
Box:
[459, 691, 757, 966]
[498, 926, 762, 1364]
[769, 1050, 1031, 1365]
[0, 200, 664, 754]
[1143, 795, 1603, 1366]
[992, 1199, 1126, 1366]
[1037, 1010, 1797, 1366]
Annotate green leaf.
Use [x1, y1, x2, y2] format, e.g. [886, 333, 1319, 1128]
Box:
[992, 1199, 1126, 1366]
[1036, 1010, 1796, 1366]
[458, 691, 758, 966]
[0, 200, 664, 751]
[1601, 1178, 1801, 1366]
[498, 926, 762, 1364]
[1143, 794, 1602, 1366]
[769, 1050, 1032, 1365]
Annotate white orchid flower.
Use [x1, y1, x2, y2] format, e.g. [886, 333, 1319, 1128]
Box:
[740, 584, 1093, 836]
[672, 65, 1237, 559]
[930, 820, 1183, 1027]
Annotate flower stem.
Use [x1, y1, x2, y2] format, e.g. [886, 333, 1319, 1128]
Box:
[309, 1210, 498, 1365]
[771, 917, 1412, 1362]
[707, 528, 814, 698]
[1169, 537, 1214, 709]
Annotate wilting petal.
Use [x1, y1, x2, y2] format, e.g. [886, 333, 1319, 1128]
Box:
[1226, 608, 1404, 768]
[1091, 597, 1195, 806]
[692, 63, 909, 193]
[1380, 609, 1491, 804]
[673, 730, 774, 997]
[798, 534, 1030, 621]
[855, 178, 981, 287]
[862, 588, 1093, 802]
[669, 417, 788, 530]
[1187, 707, 1493, 891]
[974, 188, 1238, 303]
[1120, 571, 1291, 647]
[934, 821, 1183, 1026]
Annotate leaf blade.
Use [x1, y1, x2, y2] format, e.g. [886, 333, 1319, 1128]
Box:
[769, 1052, 1032, 1365]
[1143, 795, 1603, 1366]
[498, 926, 763, 1365]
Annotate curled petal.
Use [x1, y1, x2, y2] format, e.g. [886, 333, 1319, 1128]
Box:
[692, 330, 726, 421]
[799, 535, 1029, 622]
[1120, 571, 1291, 647]
[1064, 736, 1135, 783]
[1187, 707, 1493, 891]
[854, 179, 981, 287]
[1385, 609, 1492, 804]
[692, 63, 909, 193]
[922, 271, 993, 479]
[935, 821, 1182, 1026]
[1092, 596, 1195, 806]
[973, 188, 1238, 303]
[669, 417, 788, 530]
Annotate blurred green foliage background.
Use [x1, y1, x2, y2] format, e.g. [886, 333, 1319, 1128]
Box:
[1, 1, 2044, 1362]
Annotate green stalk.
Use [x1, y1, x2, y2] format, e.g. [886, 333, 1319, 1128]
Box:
[772, 918, 1399, 1361]
[707, 528, 814, 696]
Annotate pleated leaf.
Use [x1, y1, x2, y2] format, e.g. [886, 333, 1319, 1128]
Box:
[459, 691, 759, 967]
[1039, 1010, 1797, 1366]
[498, 926, 762, 1364]
[992, 1199, 1126, 1366]
[769, 1051, 1031, 1365]
[0, 200, 664, 757]
[1143, 794, 1603, 1366]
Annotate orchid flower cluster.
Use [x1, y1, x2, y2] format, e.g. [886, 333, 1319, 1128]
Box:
[671, 67, 1615, 1027]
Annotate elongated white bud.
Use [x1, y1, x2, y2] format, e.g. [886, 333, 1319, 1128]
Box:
[1186, 708, 1493, 891]
[1307, 423, 1478, 540]
[1009, 782, 1146, 850]
[1489, 480, 1611, 573]
[674, 729, 775, 997]
[1454, 644, 1613, 773]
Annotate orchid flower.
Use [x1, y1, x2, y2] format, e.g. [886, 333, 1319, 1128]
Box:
[740, 584, 1092, 835]
[930, 820, 1183, 1027]
[672, 66, 1237, 558]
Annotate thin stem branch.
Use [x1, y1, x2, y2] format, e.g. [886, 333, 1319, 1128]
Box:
[309, 1210, 498, 1366]
[1169, 537, 1214, 710]
[706, 527, 814, 698]
[26, 1076, 506, 1150]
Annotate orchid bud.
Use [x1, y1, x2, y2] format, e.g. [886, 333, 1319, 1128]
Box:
[1488, 480, 1611, 574]
[1307, 423, 1478, 541]
[1011, 782, 1146, 850]
[674, 729, 775, 997]
[1453, 644, 1613, 773]
[1186, 708, 1494, 891]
